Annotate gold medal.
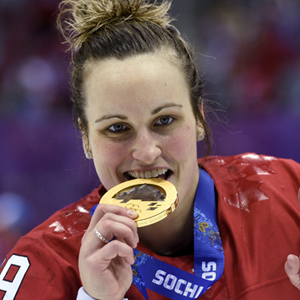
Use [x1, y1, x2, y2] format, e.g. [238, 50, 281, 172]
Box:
[100, 178, 178, 227]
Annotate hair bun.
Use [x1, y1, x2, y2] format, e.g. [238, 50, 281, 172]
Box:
[57, 0, 173, 51]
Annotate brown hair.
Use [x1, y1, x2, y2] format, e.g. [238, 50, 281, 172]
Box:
[57, 0, 211, 154]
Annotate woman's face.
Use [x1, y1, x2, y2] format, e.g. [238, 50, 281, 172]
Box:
[83, 53, 203, 206]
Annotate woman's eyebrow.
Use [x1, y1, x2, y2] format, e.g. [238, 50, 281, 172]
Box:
[95, 103, 183, 122]
[95, 115, 127, 123]
[151, 103, 183, 115]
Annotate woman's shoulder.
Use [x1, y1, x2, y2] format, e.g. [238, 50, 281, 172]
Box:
[30, 186, 102, 240]
[1, 186, 103, 271]
[201, 152, 300, 211]
[202, 152, 300, 180]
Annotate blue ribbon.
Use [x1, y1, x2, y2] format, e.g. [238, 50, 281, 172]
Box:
[131, 169, 224, 299]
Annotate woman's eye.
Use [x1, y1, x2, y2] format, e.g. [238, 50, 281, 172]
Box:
[108, 123, 128, 132]
[156, 116, 174, 126]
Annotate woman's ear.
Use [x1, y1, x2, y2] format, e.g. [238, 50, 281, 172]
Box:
[79, 118, 93, 159]
[196, 103, 205, 141]
[196, 124, 205, 142]
[82, 134, 93, 159]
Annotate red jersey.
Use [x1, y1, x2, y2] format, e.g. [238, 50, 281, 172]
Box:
[1, 153, 300, 299]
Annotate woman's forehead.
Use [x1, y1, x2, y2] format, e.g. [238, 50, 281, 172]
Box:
[84, 54, 187, 94]
[83, 54, 192, 118]
[84, 50, 182, 79]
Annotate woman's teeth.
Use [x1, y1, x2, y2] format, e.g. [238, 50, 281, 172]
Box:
[128, 168, 168, 179]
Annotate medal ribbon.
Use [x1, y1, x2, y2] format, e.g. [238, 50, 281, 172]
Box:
[131, 169, 224, 299]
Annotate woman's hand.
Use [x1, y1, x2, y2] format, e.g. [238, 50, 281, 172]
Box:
[79, 203, 139, 300]
[285, 254, 300, 290]
[284, 188, 300, 291]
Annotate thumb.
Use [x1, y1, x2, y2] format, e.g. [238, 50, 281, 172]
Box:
[285, 254, 300, 290]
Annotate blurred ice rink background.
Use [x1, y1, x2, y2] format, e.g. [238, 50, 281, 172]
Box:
[1, 0, 299, 261]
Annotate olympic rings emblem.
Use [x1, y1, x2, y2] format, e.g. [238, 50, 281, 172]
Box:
[125, 204, 142, 214]
[199, 222, 209, 232]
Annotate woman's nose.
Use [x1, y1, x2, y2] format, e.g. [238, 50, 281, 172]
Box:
[131, 129, 162, 164]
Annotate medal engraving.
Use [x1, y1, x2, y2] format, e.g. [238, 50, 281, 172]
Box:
[100, 178, 178, 227]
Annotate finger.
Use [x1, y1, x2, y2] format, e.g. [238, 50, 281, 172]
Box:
[84, 211, 139, 251]
[103, 212, 138, 235]
[285, 254, 300, 276]
[99, 240, 135, 266]
[88, 203, 138, 232]
[89, 218, 138, 250]
[102, 212, 139, 242]
[82, 204, 138, 245]
[285, 254, 300, 290]
[78, 240, 134, 294]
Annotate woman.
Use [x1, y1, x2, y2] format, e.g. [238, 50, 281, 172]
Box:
[0, 0, 299, 299]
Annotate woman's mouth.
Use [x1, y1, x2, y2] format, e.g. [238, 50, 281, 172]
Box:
[125, 168, 172, 180]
